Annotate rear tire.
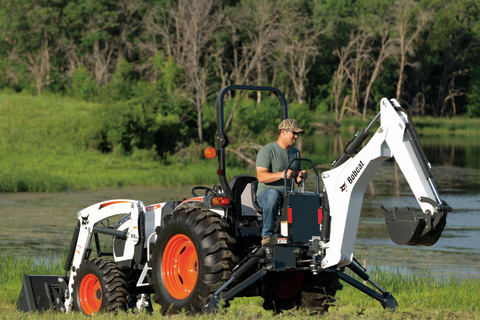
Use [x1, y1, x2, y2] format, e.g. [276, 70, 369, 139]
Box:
[299, 272, 342, 313]
[262, 271, 305, 312]
[151, 209, 236, 314]
[262, 271, 341, 314]
[72, 258, 128, 315]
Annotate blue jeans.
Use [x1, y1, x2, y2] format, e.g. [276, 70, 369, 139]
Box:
[257, 189, 283, 237]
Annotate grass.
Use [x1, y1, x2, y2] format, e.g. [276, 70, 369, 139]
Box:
[0, 149, 249, 192]
[314, 112, 480, 136]
[1, 91, 480, 192]
[0, 91, 250, 191]
[412, 115, 480, 136]
[337, 267, 480, 312]
[1, 255, 479, 319]
[0, 255, 65, 305]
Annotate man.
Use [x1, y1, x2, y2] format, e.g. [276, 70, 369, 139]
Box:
[256, 118, 307, 246]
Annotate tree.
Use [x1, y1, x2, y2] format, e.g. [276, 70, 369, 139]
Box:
[63, 0, 122, 86]
[331, 30, 374, 124]
[426, 0, 480, 115]
[158, 0, 224, 143]
[0, 0, 63, 94]
[213, 0, 283, 130]
[331, 32, 356, 124]
[392, 0, 430, 103]
[225, 0, 282, 93]
[355, 0, 396, 118]
[467, 68, 480, 117]
[276, 4, 326, 104]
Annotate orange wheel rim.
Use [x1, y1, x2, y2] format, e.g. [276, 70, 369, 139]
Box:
[79, 273, 102, 315]
[162, 234, 199, 300]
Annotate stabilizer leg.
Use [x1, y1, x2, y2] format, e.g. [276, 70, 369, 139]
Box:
[333, 261, 398, 311]
[204, 248, 266, 313]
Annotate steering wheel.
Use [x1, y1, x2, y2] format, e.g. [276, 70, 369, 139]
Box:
[191, 186, 219, 197]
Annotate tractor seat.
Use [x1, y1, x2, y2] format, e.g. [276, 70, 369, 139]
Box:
[229, 175, 262, 216]
[249, 180, 263, 213]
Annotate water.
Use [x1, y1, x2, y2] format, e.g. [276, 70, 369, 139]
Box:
[357, 173, 480, 278]
[349, 134, 480, 278]
[0, 187, 191, 258]
[0, 134, 479, 278]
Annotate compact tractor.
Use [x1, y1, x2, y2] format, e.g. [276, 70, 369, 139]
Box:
[17, 85, 451, 315]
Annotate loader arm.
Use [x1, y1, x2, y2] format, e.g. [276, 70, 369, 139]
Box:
[63, 200, 145, 312]
[321, 98, 451, 269]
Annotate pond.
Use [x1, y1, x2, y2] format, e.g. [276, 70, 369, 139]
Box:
[304, 133, 480, 278]
[0, 133, 479, 278]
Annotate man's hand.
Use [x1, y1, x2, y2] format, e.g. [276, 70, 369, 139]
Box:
[285, 169, 295, 179]
[295, 170, 308, 184]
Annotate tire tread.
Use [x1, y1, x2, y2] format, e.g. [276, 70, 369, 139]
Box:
[152, 209, 236, 314]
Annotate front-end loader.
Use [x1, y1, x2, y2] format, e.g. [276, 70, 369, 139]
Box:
[17, 85, 451, 315]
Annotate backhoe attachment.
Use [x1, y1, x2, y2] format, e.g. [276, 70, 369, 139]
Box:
[321, 98, 452, 269]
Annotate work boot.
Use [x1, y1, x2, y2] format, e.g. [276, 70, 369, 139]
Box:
[261, 236, 271, 246]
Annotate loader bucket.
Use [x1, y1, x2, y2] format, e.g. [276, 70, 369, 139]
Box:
[16, 275, 66, 312]
[381, 206, 447, 246]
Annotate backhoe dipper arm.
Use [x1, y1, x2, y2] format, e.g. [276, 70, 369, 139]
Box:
[321, 98, 451, 269]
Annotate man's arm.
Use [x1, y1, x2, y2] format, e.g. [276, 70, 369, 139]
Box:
[257, 167, 294, 183]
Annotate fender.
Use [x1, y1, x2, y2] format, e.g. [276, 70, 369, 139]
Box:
[172, 196, 228, 217]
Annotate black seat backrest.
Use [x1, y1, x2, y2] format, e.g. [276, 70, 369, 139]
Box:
[229, 175, 262, 215]
[250, 180, 263, 212]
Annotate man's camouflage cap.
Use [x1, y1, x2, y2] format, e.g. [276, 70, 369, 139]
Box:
[278, 118, 304, 133]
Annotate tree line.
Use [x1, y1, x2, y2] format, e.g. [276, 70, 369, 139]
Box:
[0, 0, 479, 158]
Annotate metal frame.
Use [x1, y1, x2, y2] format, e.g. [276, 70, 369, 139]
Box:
[214, 85, 288, 198]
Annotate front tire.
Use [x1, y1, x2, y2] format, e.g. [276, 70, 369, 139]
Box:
[72, 258, 128, 315]
[151, 209, 236, 314]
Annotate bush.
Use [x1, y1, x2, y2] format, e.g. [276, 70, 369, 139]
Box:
[99, 100, 156, 154]
[0, 170, 69, 192]
[100, 59, 135, 102]
[70, 66, 98, 101]
[289, 102, 314, 131]
[467, 69, 480, 117]
[98, 97, 194, 158]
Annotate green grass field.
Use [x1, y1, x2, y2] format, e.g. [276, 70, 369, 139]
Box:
[0, 91, 251, 192]
[1, 255, 479, 319]
[2, 91, 480, 192]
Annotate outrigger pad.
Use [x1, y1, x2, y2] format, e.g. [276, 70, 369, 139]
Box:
[16, 275, 66, 312]
[381, 206, 447, 246]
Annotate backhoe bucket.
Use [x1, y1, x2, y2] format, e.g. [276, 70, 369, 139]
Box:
[16, 275, 66, 312]
[382, 206, 447, 246]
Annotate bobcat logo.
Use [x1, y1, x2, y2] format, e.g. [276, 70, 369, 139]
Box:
[340, 183, 347, 192]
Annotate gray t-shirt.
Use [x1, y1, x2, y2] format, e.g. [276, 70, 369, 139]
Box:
[256, 142, 300, 195]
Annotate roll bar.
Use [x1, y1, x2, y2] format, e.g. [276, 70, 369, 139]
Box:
[214, 85, 288, 198]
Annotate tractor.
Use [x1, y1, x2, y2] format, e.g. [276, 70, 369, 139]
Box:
[17, 85, 451, 315]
